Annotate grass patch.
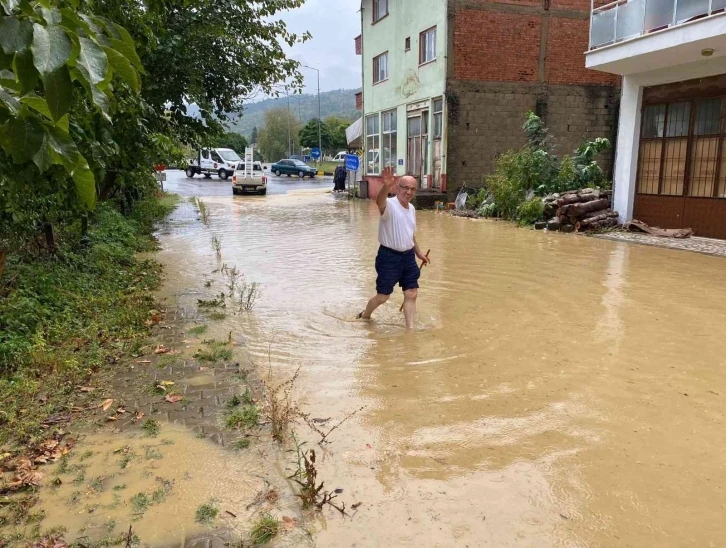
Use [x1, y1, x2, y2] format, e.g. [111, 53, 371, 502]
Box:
[0, 195, 178, 446]
[187, 324, 208, 336]
[113, 484, 127, 491]
[208, 311, 227, 321]
[195, 501, 219, 525]
[250, 514, 280, 545]
[156, 354, 182, 369]
[141, 419, 160, 437]
[145, 447, 163, 460]
[231, 439, 250, 450]
[226, 405, 259, 429]
[194, 340, 233, 362]
[131, 492, 150, 513]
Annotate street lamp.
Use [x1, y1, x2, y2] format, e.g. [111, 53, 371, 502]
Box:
[303, 65, 321, 163]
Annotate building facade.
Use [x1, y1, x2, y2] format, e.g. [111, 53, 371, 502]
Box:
[358, 0, 620, 200]
[587, 3, 726, 239]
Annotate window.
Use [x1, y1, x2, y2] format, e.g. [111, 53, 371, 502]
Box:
[433, 98, 443, 139]
[211, 151, 223, 163]
[201, 149, 210, 159]
[218, 149, 241, 162]
[405, 37, 411, 52]
[382, 109, 397, 170]
[373, 52, 388, 84]
[419, 27, 436, 65]
[373, 0, 388, 23]
[366, 114, 380, 175]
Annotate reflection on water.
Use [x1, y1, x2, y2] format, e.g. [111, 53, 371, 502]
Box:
[155, 191, 726, 547]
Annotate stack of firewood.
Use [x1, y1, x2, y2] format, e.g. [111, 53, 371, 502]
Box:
[541, 189, 619, 232]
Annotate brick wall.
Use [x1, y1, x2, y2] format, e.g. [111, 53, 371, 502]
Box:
[446, 82, 618, 191]
[446, 0, 620, 195]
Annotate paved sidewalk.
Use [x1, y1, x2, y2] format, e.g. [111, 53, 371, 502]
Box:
[593, 231, 726, 258]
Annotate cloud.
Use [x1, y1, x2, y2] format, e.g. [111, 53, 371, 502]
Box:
[280, 0, 362, 94]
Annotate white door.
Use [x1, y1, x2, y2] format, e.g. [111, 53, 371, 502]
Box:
[200, 149, 213, 169]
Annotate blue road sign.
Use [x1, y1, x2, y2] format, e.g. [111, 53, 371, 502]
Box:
[345, 154, 360, 171]
[311, 147, 321, 159]
[303, 155, 311, 162]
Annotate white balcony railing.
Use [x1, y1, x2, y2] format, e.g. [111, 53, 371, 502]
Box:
[590, 0, 726, 50]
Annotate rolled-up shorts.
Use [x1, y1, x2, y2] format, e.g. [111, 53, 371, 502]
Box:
[375, 245, 420, 295]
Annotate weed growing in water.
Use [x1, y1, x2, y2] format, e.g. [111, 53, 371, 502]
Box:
[141, 419, 160, 437]
[56, 455, 69, 474]
[72, 471, 86, 485]
[197, 199, 210, 225]
[88, 476, 104, 492]
[209, 311, 227, 321]
[197, 293, 226, 308]
[238, 281, 261, 311]
[145, 447, 163, 460]
[211, 235, 222, 260]
[226, 406, 259, 429]
[250, 514, 279, 545]
[231, 438, 251, 450]
[113, 484, 127, 491]
[79, 450, 93, 462]
[187, 324, 208, 336]
[195, 500, 219, 524]
[263, 366, 301, 443]
[105, 519, 117, 532]
[131, 492, 150, 513]
[67, 491, 82, 506]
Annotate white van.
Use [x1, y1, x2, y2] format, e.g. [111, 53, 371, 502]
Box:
[185, 148, 241, 180]
[332, 151, 348, 163]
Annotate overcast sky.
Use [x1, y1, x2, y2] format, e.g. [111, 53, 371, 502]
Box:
[278, 0, 362, 94]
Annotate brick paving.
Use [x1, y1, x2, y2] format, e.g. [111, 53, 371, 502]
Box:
[592, 230, 726, 258]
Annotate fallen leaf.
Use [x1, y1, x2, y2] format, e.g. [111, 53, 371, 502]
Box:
[100, 399, 114, 412]
[199, 366, 209, 371]
[155, 345, 171, 354]
[106, 415, 118, 422]
[282, 515, 298, 529]
[165, 393, 183, 403]
[79, 386, 95, 393]
[136, 360, 152, 364]
[116, 407, 127, 414]
[31, 535, 69, 548]
[134, 411, 144, 422]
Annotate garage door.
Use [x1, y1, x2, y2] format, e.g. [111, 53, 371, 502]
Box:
[635, 96, 726, 239]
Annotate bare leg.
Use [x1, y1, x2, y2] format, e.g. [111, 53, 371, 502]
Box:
[361, 293, 390, 319]
[402, 288, 418, 329]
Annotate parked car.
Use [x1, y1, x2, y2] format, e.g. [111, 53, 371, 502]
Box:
[332, 151, 348, 163]
[185, 148, 241, 180]
[232, 162, 267, 195]
[271, 159, 317, 178]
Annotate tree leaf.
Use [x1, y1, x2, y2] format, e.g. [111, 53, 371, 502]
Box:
[32, 136, 58, 173]
[43, 65, 72, 121]
[72, 156, 96, 209]
[12, 48, 38, 94]
[95, 16, 120, 40]
[109, 38, 143, 73]
[103, 47, 139, 92]
[9, 115, 44, 164]
[0, 48, 12, 70]
[0, 17, 33, 55]
[31, 24, 72, 75]
[0, 0, 20, 14]
[56, 113, 69, 131]
[0, 88, 19, 113]
[113, 23, 135, 50]
[46, 123, 79, 169]
[20, 93, 52, 120]
[76, 37, 107, 86]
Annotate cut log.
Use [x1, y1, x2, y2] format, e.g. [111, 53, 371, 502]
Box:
[580, 208, 614, 221]
[546, 220, 561, 231]
[560, 224, 575, 233]
[585, 218, 619, 230]
[556, 194, 582, 207]
[579, 211, 619, 227]
[560, 198, 610, 217]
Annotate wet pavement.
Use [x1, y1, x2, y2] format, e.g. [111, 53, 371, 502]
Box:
[34, 174, 726, 546]
[163, 169, 334, 197]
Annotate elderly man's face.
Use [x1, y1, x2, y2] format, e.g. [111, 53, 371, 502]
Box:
[396, 177, 417, 204]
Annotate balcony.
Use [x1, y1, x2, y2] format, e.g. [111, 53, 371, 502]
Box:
[586, 0, 726, 76]
[590, 0, 726, 50]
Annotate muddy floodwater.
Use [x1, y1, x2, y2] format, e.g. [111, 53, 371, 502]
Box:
[153, 176, 726, 546]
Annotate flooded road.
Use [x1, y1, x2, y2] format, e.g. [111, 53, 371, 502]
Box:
[156, 171, 726, 547]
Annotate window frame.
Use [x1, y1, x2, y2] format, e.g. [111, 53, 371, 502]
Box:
[372, 0, 388, 24]
[366, 113, 381, 176]
[382, 109, 398, 171]
[419, 26, 437, 66]
[373, 51, 389, 85]
[433, 98, 444, 139]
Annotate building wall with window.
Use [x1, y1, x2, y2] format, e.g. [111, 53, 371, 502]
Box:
[361, 0, 448, 198]
[445, 0, 620, 194]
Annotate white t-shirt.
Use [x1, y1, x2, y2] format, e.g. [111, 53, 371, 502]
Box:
[379, 197, 416, 252]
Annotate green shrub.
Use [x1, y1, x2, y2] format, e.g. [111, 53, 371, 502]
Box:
[516, 198, 545, 226]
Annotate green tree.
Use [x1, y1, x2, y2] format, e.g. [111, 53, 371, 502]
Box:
[325, 115, 353, 151]
[212, 132, 248, 152]
[298, 118, 331, 150]
[258, 108, 301, 162]
[250, 126, 258, 145]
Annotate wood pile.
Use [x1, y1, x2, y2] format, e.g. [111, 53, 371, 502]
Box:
[540, 189, 619, 232]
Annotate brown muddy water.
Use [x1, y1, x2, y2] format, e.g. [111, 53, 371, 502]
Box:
[43, 185, 726, 546]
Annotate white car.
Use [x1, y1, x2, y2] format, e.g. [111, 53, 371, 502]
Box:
[232, 162, 267, 195]
[185, 148, 241, 180]
[332, 151, 348, 163]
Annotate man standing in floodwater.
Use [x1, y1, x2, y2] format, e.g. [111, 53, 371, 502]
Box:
[358, 173, 430, 329]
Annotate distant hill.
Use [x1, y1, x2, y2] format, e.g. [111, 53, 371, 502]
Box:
[227, 88, 361, 137]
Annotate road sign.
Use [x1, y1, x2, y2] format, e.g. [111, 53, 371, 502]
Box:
[311, 147, 321, 159]
[304, 155, 311, 162]
[345, 154, 360, 171]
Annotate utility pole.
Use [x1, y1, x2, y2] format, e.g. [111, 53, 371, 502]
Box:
[303, 66, 321, 163]
[286, 89, 292, 157]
